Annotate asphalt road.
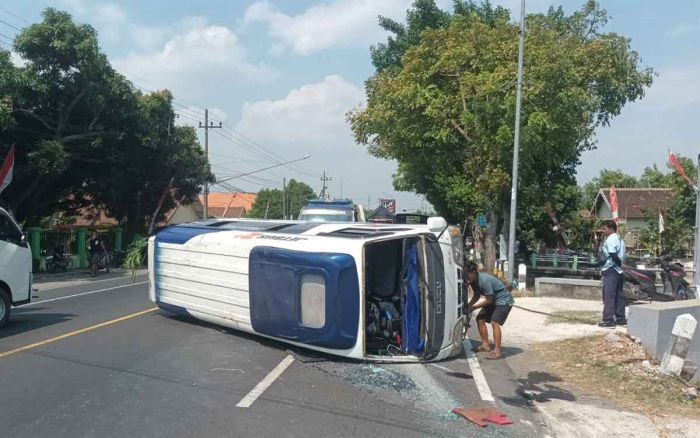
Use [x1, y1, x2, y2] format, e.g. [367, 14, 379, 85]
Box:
[0, 273, 547, 437]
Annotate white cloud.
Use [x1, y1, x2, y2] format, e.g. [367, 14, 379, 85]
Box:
[639, 64, 700, 112]
[243, 0, 412, 55]
[127, 24, 168, 51]
[60, 1, 127, 41]
[236, 75, 364, 145]
[231, 75, 426, 210]
[667, 17, 700, 36]
[9, 51, 27, 68]
[113, 21, 276, 96]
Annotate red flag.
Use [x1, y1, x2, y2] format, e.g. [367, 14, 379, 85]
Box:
[609, 185, 619, 225]
[0, 146, 14, 195]
[668, 150, 696, 189]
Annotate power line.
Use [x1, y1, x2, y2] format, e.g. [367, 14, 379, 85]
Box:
[0, 32, 14, 43]
[0, 7, 30, 24]
[0, 18, 21, 32]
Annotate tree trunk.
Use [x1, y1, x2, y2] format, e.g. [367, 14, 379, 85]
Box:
[482, 210, 500, 273]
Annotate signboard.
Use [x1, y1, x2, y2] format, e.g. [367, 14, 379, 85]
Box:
[477, 214, 487, 228]
[379, 198, 396, 214]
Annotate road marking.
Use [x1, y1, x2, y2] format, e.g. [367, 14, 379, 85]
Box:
[428, 363, 454, 373]
[36, 272, 147, 291]
[25, 281, 148, 306]
[0, 307, 158, 359]
[236, 355, 295, 408]
[463, 341, 495, 402]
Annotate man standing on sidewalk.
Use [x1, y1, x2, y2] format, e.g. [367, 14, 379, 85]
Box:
[598, 220, 626, 328]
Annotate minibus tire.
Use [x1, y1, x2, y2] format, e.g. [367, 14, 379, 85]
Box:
[0, 287, 10, 328]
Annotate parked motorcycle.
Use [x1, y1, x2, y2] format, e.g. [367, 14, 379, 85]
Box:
[45, 246, 71, 273]
[622, 256, 695, 302]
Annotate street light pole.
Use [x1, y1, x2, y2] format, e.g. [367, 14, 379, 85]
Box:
[694, 153, 700, 291]
[507, 0, 526, 283]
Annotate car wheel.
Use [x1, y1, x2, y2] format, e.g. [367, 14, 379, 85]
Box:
[0, 287, 10, 328]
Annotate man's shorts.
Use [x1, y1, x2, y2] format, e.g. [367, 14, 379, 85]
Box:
[476, 303, 512, 325]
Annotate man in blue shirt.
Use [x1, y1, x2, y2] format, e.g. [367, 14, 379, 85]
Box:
[598, 220, 626, 327]
[465, 261, 515, 360]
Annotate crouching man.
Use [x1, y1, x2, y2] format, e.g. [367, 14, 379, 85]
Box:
[465, 261, 515, 360]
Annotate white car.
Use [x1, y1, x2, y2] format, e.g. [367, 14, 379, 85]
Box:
[0, 207, 32, 327]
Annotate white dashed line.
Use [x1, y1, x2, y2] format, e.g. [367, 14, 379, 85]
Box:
[463, 341, 495, 402]
[236, 355, 294, 408]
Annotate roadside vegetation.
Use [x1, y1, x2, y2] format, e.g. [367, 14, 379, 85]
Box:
[537, 334, 700, 417]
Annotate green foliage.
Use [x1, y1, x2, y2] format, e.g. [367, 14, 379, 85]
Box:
[350, 1, 653, 265]
[248, 189, 283, 219]
[123, 237, 147, 271]
[636, 156, 697, 255]
[582, 169, 641, 209]
[0, 8, 212, 241]
[247, 179, 316, 219]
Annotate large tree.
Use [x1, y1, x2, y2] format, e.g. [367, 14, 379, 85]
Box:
[0, 9, 212, 240]
[349, 1, 653, 268]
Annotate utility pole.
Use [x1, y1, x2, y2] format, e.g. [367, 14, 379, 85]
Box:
[507, 0, 526, 283]
[694, 153, 700, 291]
[198, 109, 222, 219]
[282, 178, 287, 220]
[320, 171, 332, 200]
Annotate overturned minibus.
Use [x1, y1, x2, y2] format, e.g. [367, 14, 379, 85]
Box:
[148, 217, 468, 362]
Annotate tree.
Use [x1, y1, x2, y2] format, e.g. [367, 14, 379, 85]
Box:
[349, 1, 653, 268]
[248, 189, 283, 219]
[582, 169, 640, 209]
[248, 179, 316, 219]
[0, 9, 212, 241]
[628, 156, 696, 255]
[1, 8, 136, 224]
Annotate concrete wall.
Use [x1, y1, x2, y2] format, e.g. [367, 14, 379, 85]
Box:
[628, 301, 700, 380]
[535, 277, 602, 301]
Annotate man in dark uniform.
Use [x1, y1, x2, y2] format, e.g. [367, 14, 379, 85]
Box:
[89, 231, 108, 276]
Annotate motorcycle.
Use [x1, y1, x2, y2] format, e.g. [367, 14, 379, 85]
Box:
[622, 256, 695, 302]
[45, 246, 71, 273]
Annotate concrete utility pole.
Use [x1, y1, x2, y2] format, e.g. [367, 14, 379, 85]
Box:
[320, 171, 332, 200]
[282, 177, 287, 220]
[198, 109, 222, 220]
[507, 0, 526, 283]
[694, 153, 700, 291]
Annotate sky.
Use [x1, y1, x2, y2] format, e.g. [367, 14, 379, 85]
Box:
[1, 0, 699, 212]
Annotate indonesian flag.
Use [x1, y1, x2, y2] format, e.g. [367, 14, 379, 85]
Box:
[0, 146, 14, 195]
[609, 184, 619, 225]
[668, 150, 696, 189]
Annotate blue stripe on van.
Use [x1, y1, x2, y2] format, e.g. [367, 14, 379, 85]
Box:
[155, 225, 223, 245]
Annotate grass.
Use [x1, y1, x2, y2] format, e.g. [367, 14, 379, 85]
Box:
[511, 288, 536, 298]
[535, 335, 700, 417]
[546, 310, 600, 325]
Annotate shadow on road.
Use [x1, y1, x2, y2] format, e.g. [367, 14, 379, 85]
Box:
[501, 370, 576, 408]
[0, 309, 75, 339]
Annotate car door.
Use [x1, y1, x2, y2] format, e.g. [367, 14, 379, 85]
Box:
[0, 210, 31, 303]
